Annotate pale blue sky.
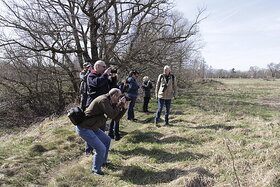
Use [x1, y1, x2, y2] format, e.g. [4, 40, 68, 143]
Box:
[174, 0, 280, 71]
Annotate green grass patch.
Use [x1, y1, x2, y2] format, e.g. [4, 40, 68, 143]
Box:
[1, 78, 280, 186]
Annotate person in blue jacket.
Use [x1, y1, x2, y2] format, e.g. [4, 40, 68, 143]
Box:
[126, 70, 139, 121]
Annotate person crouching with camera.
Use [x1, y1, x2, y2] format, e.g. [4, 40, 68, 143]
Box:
[75, 88, 130, 176]
[154, 65, 177, 127]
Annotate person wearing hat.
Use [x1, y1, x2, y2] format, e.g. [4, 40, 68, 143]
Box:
[79, 62, 91, 111]
[126, 70, 139, 121]
[80, 62, 91, 79]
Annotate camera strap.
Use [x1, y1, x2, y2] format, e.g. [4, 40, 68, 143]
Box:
[160, 74, 174, 87]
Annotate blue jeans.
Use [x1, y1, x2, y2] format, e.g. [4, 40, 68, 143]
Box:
[127, 96, 137, 120]
[155, 99, 171, 124]
[109, 120, 120, 137]
[76, 126, 111, 173]
[85, 124, 106, 154]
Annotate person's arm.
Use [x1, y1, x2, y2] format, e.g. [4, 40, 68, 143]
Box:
[108, 75, 118, 88]
[113, 100, 129, 121]
[99, 99, 126, 120]
[141, 82, 147, 90]
[155, 75, 161, 99]
[128, 78, 139, 90]
[87, 73, 109, 90]
[149, 81, 153, 89]
[173, 75, 178, 98]
[79, 71, 85, 79]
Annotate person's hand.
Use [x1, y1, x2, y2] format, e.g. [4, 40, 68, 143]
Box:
[104, 67, 112, 75]
[119, 96, 126, 103]
[124, 101, 131, 109]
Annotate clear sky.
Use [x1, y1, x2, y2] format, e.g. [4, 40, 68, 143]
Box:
[174, 0, 280, 71]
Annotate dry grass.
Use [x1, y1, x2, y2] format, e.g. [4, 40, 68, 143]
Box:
[1, 78, 280, 186]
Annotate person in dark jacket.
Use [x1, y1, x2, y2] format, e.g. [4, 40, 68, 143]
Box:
[76, 88, 130, 176]
[79, 63, 91, 111]
[79, 62, 91, 79]
[141, 76, 153, 113]
[84, 60, 117, 155]
[126, 71, 139, 121]
[86, 60, 117, 108]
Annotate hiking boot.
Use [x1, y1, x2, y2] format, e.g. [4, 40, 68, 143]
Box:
[85, 151, 93, 157]
[164, 123, 173, 126]
[154, 122, 160, 127]
[115, 135, 121, 141]
[92, 171, 104, 176]
[108, 133, 114, 139]
[102, 162, 112, 167]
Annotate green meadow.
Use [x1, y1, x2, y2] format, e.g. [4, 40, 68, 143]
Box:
[1, 79, 280, 186]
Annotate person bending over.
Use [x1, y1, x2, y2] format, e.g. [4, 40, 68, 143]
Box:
[75, 88, 130, 175]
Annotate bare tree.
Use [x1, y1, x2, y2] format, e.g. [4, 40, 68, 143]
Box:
[249, 66, 260, 78]
[0, 0, 205, 127]
[267, 63, 280, 78]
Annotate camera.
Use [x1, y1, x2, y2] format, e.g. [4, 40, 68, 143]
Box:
[120, 94, 131, 101]
[162, 84, 168, 92]
[111, 69, 118, 73]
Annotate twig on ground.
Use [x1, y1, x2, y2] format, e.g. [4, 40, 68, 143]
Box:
[224, 139, 241, 187]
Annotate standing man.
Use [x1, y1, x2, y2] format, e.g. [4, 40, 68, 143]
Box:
[85, 60, 117, 155]
[154, 65, 177, 127]
[86, 60, 117, 108]
[126, 70, 139, 121]
[79, 62, 91, 111]
[76, 88, 130, 176]
[80, 62, 91, 79]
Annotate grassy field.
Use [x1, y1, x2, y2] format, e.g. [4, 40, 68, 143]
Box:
[1, 78, 280, 186]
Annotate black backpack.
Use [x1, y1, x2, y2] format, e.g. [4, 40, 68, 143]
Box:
[67, 107, 85, 125]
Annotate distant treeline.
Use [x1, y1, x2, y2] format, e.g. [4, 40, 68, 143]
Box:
[189, 62, 280, 79]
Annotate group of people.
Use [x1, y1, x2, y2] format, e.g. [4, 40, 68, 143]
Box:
[76, 60, 177, 175]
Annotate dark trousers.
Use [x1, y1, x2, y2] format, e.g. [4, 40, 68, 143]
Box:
[108, 120, 120, 137]
[127, 96, 137, 120]
[143, 97, 150, 112]
[80, 94, 87, 111]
